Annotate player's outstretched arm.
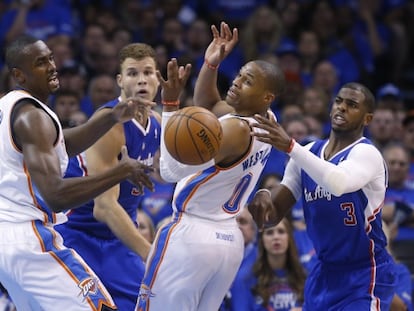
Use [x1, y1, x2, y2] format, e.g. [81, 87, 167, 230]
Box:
[194, 22, 238, 116]
[15, 105, 153, 212]
[157, 59, 214, 181]
[252, 114, 383, 196]
[63, 97, 155, 157]
[87, 126, 152, 259]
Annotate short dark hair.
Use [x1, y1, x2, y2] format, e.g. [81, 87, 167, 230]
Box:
[253, 60, 285, 96]
[341, 82, 375, 113]
[5, 35, 39, 70]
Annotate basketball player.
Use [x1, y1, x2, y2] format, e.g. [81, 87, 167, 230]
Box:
[0, 35, 154, 310]
[249, 82, 397, 310]
[55, 43, 184, 311]
[136, 22, 285, 311]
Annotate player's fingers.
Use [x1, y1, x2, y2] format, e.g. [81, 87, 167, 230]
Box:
[211, 25, 219, 38]
[220, 21, 226, 38]
[129, 97, 156, 108]
[156, 70, 166, 85]
[232, 28, 238, 43]
[179, 63, 192, 81]
[167, 59, 178, 80]
[140, 176, 154, 192]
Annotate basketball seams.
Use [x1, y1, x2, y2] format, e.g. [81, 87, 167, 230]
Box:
[164, 107, 222, 165]
[185, 117, 206, 163]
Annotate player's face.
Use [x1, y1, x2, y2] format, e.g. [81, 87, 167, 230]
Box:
[117, 57, 160, 102]
[330, 87, 371, 134]
[17, 40, 59, 101]
[262, 222, 289, 257]
[225, 62, 269, 115]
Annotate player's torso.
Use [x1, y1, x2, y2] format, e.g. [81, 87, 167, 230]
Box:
[301, 138, 387, 264]
[0, 90, 68, 223]
[173, 114, 272, 222]
[64, 104, 161, 238]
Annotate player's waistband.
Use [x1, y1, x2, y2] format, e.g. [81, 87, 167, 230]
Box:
[174, 212, 238, 228]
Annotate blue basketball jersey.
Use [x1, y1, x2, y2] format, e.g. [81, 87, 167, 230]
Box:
[61, 99, 161, 239]
[301, 138, 388, 265]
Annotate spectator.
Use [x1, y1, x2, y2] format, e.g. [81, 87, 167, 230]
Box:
[382, 143, 414, 242]
[81, 73, 119, 117]
[376, 83, 406, 140]
[0, 0, 74, 45]
[311, 59, 340, 102]
[402, 110, 414, 188]
[368, 105, 400, 151]
[137, 210, 156, 244]
[240, 5, 283, 62]
[300, 86, 331, 138]
[231, 218, 306, 311]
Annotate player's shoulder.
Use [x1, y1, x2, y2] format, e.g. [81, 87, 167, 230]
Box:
[350, 138, 383, 160]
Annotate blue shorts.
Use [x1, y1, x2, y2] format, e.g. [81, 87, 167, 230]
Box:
[57, 226, 145, 311]
[303, 254, 397, 310]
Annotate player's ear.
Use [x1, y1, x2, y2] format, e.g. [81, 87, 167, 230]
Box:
[264, 92, 275, 105]
[363, 113, 373, 126]
[12, 67, 25, 85]
[116, 73, 122, 88]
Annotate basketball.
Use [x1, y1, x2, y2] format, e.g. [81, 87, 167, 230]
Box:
[164, 106, 223, 165]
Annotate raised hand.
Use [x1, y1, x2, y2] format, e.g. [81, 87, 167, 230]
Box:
[204, 22, 238, 68]
[252, 114, 292, 152]
[112, 97, 156, 123]
[119, 146, 154, 193]
[156, 58, 192, 102]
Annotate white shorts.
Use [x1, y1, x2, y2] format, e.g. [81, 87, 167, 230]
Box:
[136, 214, 244, 311]
[0, 220, 116, 310]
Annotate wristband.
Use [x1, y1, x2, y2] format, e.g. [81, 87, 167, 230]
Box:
[255, 188, 272, 197]
[162, 100, 180, 107]
[286, 138, 295, 153]
[204, 59, 219, 70]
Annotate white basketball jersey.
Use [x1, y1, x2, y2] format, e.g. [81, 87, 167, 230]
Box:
[172, 112, 274, 222]
[0, 90, 68, 223]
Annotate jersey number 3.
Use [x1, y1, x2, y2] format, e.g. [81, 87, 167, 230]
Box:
[340, 202, 357, 226]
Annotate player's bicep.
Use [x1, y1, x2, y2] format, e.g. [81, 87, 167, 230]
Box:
[15, 108, 63, 200]
[215, 118, 250, 164]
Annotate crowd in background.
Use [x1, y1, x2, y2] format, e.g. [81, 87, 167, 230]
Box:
[1, 0, 414, 310]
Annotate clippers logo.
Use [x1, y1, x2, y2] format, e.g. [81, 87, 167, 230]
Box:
[78, 276, 99, 299]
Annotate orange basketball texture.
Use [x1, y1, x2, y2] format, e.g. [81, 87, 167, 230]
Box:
[164, 106, 223, 165]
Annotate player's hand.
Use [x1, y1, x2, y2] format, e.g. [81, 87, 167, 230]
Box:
[156, 58, 192, 102]
[119, 146, 155, 193]
[204, 21, 238, 68]
[112, 97, 156, 123]
[248, 190, 278, 231]
[251, 114, 292, 153]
